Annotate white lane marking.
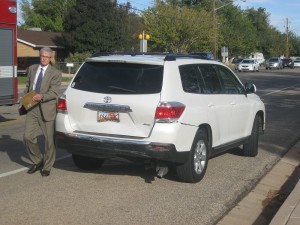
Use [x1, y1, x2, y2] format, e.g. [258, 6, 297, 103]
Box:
[0, 154, 71, 179]
[260, 83, 300, 97]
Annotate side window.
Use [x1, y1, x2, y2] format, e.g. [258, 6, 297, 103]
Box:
[179, 64, 204, 94]
[198, 64, 222, 94]
[217, 65, 244, 94]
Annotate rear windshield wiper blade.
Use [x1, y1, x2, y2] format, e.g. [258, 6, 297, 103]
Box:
[108, 86, 136, 93]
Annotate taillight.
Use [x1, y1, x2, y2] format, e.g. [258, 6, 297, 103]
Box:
[57, 94, 67, 112]
[155, 102, 185, 123]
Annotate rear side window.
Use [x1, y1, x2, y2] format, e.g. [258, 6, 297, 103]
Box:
[71, 62, 163, 94]
[179, 64, 203, 94]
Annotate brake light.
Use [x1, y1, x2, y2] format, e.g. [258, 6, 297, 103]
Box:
[57, 95, 67, 112]
[155, 102, 185, 123]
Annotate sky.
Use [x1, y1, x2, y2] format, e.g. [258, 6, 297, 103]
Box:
[18, 0, 300, 36]
[117, 0, 300, 36]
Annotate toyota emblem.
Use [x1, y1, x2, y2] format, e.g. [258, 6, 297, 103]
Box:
[104, 96, 112, 103]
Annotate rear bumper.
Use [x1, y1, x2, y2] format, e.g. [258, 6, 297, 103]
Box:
[55, 131, 190, 164]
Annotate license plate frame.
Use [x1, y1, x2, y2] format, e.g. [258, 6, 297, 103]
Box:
[97, 111, 120, 123]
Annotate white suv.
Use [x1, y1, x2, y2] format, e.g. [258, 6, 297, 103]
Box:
[55, 53, 265, 183]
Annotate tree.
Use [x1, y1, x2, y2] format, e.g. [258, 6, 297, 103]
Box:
[63, 0, 143, 53]
[244, 7, 300, 58]
[19, 0, 75, 32]
[217, 5, 257, 57]
[143, 2, 211, 53]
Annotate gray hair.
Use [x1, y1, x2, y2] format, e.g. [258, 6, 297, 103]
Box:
[40, 47, 53, 56]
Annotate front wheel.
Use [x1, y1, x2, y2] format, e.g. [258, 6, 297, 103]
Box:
[176, 129, 209, 183]
[72, 154, 105, 170]
[243, 115, 259, 157]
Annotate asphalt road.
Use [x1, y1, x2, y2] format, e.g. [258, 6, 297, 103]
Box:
[0, 68, 300, 225]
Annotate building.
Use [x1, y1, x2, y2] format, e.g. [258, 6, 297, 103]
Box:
[17, 28, 67, 63]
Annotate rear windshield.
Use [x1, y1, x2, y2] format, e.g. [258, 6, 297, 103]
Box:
[71, 62, 163, 94]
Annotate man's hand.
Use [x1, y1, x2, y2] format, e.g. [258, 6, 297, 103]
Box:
[32, 93, 44, 102]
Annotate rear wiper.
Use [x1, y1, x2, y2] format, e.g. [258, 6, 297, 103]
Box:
[108, 86, 136, 93]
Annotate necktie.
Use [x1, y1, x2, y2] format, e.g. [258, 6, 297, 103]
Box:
[35, 68, 43, 93]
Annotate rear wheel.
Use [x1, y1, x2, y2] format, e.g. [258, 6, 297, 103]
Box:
[176, 129, 209, 183]
[72, 154, 105, 170]
[243, 115, 259, 157]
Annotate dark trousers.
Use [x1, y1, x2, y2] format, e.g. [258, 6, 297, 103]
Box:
[23, 105, 56, 171]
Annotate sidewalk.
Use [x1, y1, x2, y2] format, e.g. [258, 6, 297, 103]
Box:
[270, 179, 300, 225]
[217, 141, 300, 225]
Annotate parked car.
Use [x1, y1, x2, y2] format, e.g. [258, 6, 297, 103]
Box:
[282, 58, 294, 69]
[293, 59, 300, 68]
[238, 59, 259, 72]
[55, 53, 265, 183]
[232, 58, 243, 70]
[265, 57, 283, 70]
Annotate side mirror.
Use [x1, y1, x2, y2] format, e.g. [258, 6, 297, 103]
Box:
[245, 83, 257, 94]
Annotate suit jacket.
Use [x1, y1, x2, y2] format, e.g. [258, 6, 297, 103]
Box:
[24, 64, 62, 121]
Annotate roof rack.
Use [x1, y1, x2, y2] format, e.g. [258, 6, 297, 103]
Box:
[90, 52, 211, 61]
[163, 54, 210, 61]
[90, 51, 170, 57]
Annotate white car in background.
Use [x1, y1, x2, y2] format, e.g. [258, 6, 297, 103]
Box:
[294, 59, 300, 68]
[238, 59, 260, 72]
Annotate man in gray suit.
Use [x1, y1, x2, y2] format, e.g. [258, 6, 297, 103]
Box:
[23, 47, 62, 176]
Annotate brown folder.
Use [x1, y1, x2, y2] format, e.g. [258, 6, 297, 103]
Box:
[21, 90, 39, 111]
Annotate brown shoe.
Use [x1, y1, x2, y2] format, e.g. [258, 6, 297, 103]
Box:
[41, 170, 50, 177]
[27, 162, 43, 174]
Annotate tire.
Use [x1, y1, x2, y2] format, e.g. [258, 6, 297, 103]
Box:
[72, 154, 105, 170]
[243, 115, 259, 157]
[176, 129, 209, 183]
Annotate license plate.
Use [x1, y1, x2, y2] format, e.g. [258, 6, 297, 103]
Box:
[97, 111, 120, 123]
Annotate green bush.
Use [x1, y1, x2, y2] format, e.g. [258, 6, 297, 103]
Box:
[65, 52, 91, 63]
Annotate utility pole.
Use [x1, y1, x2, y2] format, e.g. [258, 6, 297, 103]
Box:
[286, 18, 289, 57]
[212, 0, 217, 59]
[212, 0, 246, 60]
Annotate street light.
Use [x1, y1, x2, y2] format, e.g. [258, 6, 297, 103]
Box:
[212, 0, 246, 59]
[138, 31, 150, 52]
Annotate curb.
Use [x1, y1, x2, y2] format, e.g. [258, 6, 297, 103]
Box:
[270, 180, 300, 225]
[217, 140, 300, 225]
